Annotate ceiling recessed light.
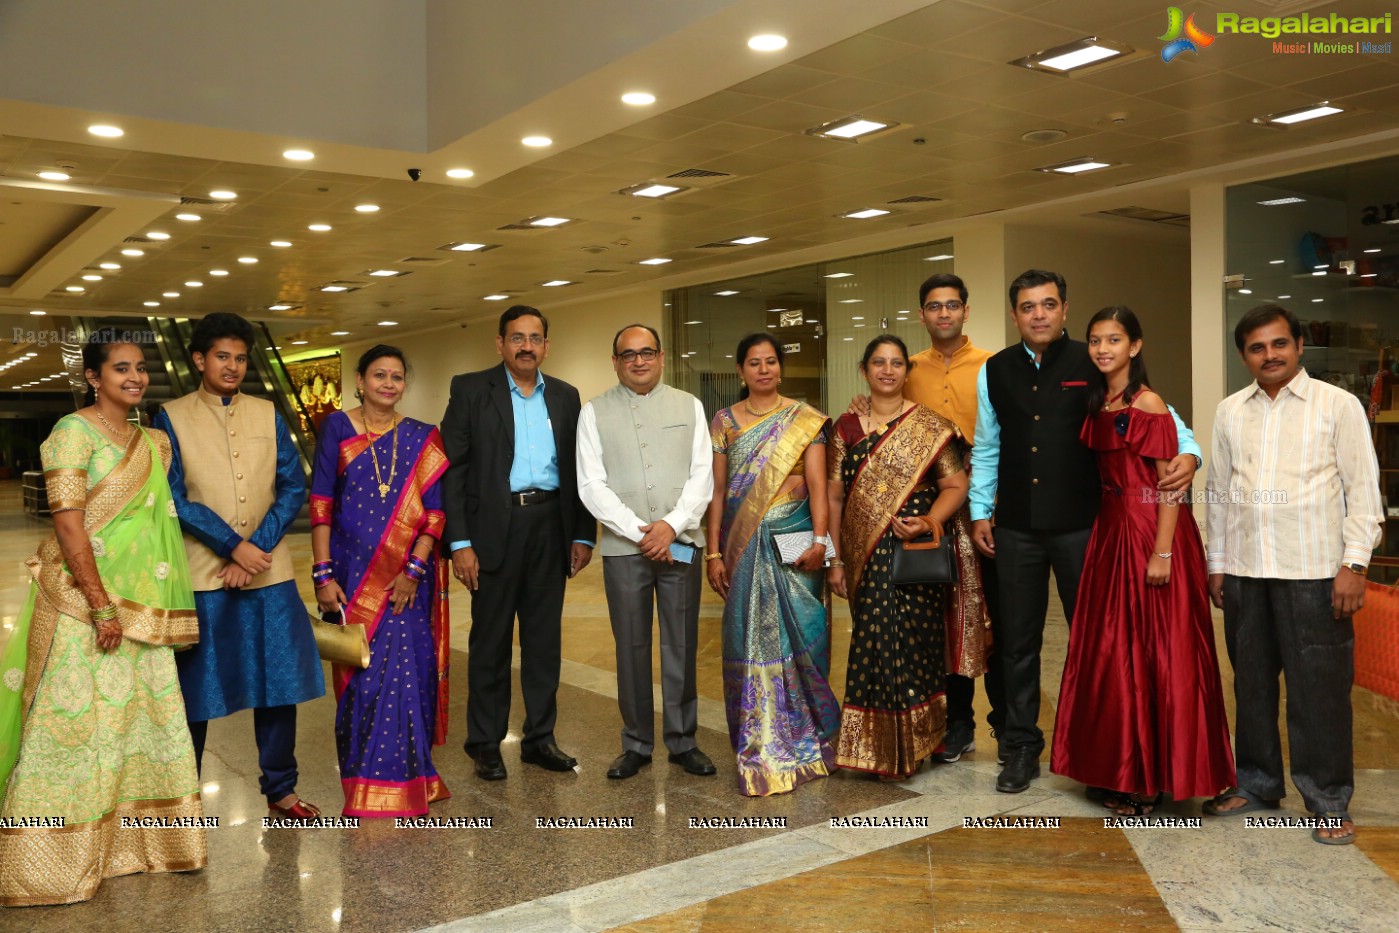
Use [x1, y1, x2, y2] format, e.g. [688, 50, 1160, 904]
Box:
[528, 216, 572, 227]
[146, 231, 171, 241]
[368, 269, 406, 277]
[81, 274, 102, 282]
[748, 34, 787, 52]
[1256, 103, 1343, 126]
[99, 262, 121, 270]
[209, 269, 229, 277]
[38, 171, 70, 181]
[842, 208, 891, 219]
[540, 280, 572, 287]
[1361, 272, 1378, 278]
[378, 320, 398, 326]
[308, 223, 332, 232]
[268, 304, 293, 311]
[331, 331, 350, 336]
[447, 242, 491, 252]
[715, 290, 739, 296]
[270, 240, 293, 248]
[185, 281, 203, 288]
[1312, 298, 1324, 303]
[483, 294, 510, 301]
[144, 301, 160, 307]
[65, 286, 84, 293]
[121, 248, 145, 257]
[624, 183, 686, 198]
[282, 148, 315, 161]
[1278, 294, 1291, 299]
[825, 272, 853, 278]
[1011, 37, 1130, 73]
[854, 323, 867, 328]
[621, 92, 656, 106]
[237, 256, 258, 264]
[1037, 158, 1116, 175]
[638, 257, 672, 265]
[925, 253, 954, 261]
[1364, 248, 1382, 254]
[355, 203, 380, 213]
[321, 285, 349, 292]
[839, 299, 864, 305]
[445, 168, 474, 179]
[809, 116, 895, 140]
[730, 236, 768, 245]
[1238, 289, 1252, 295]
[1312, 270, 1327, 276]
[1269, 259, 1285, 264]
[1257, 197, 1305, 206]
[28, 309, 45, 316]
[88, 124, 124, 138]
[521, 136, 553, 148]
[163, 291, 180, 298]
[291, 340, 309, 346]
[209, 190, 237, 200]
[685, 320, 703, 325]
[176, 213, 201, 222]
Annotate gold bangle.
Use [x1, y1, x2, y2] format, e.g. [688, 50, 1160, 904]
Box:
[703, 552, 723, 562]
[827, 560, 844, 568]
[90, 603, 118, 623]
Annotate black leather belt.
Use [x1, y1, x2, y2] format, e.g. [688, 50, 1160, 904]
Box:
[511, 488, 559, 507]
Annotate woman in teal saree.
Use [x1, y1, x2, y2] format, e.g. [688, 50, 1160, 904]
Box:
[0, 336, 205, 907]
[706, 335, 840, 797]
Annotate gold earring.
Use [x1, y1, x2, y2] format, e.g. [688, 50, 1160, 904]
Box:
[740, 379, 746, 387]
[778, 378, 783, 385]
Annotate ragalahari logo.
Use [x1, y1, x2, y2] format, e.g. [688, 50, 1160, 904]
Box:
[1160, 7, 1215, 61]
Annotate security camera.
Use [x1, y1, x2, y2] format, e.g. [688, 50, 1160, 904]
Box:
[407, 168, 422, 182]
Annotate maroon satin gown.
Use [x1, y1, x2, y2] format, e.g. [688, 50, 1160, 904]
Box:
[1050, 407, 1236, 800]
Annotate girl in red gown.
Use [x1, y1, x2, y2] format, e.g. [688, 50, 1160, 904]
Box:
[1050, 307, 1235, 815]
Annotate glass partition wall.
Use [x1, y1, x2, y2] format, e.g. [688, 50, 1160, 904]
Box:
[1226, 155, 1399, 581]
[666, 239, 954, 419]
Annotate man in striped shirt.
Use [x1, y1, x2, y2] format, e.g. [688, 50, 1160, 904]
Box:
[1204, 304, 1383, 845]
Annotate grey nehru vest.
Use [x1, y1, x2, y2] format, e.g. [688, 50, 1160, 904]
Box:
[591, 382, 706, 557]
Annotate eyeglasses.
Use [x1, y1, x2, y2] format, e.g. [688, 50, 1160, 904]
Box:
[922, 300, 964, 313]
[506, 333, 546, 346]
[616, 348, 659, 363]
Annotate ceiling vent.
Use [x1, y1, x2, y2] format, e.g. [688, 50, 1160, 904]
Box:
[122, 236, 156, 244]
[887, 195, 942, 204]
[395, 255, 453, 266]
[585, 268, 624, 276]
[178, 196, 235, 212]
[668, 168, 730, 180]
[694, 241, 740, 249]
[1096, 206, 1191, 227]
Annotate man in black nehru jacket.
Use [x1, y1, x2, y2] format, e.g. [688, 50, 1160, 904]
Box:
[968, 270, 1203, 793]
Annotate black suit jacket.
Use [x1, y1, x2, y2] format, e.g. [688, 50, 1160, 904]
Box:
[440, 364, 595, 574]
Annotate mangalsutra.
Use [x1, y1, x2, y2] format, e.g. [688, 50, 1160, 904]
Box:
[93, 409, 132, 443]
[367, 415, 399, 498]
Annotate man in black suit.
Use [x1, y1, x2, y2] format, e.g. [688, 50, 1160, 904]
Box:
[441, 305, 596, 780]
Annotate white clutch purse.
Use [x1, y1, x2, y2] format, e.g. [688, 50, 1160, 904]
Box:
[770, 532, 836, 565]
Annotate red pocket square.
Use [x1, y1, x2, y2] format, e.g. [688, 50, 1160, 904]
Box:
[1060, 380, 1087, 387]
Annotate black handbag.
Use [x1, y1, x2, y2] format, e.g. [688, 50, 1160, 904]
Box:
[890, 528, 958, 585]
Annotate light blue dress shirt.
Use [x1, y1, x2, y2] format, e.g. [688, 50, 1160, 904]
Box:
[968, 343, 1202, 522]
[451, 364, 592, 551]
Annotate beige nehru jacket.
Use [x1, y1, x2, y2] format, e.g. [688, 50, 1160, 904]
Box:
[162, 388, 294, 591]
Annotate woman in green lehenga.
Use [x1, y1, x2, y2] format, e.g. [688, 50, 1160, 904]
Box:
[0, 334, 206, 907]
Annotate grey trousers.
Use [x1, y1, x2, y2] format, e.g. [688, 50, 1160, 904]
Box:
[1223, 576, 1354, 814]
[603, 553, 703, 756]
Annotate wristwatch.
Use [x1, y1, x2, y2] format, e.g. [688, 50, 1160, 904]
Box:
[1343, 562, 1368, 576]
[1192, 454, 1203, 471]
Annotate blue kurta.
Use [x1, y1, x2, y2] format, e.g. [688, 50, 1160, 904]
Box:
[153, 406, 325, 721]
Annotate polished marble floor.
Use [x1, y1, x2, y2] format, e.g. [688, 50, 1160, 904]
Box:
[2, 479, 1398, 932]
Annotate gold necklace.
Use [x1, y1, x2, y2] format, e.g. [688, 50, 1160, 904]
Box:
[93, 408, 132, 443]
[745, 396, 783, 416]
[367, 415, 399, 498]
[864, 400, 908, 432]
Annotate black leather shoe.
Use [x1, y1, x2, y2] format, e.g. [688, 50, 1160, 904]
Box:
[606, 750, 652, 779]
[933, 721, 975, 763]
[996, 746, 1040, 793]
[521, 742, 578, 772]
[473, 749, 507, 781]
[668, 748, 717, 776]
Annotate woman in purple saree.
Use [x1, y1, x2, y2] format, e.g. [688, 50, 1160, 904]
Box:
[310, 346, 451, 817]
